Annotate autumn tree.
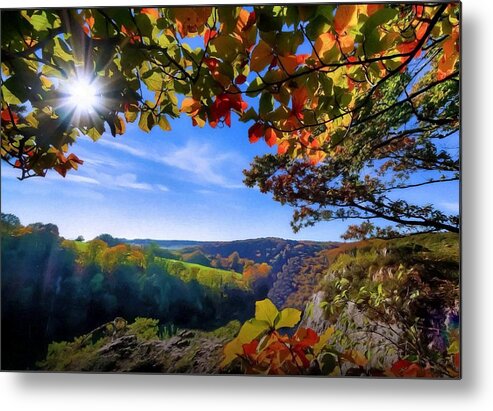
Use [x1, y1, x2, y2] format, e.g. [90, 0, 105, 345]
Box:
[1, 4, 459, 235]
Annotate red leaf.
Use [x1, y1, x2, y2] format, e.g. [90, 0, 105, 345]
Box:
[54, 165, 68, 178]
[291, 87, 308, 119]
[248, 122, 265, 143]
[242, 11, 256, 32]
[242, 340, 259, 356]
[209, 93, 247, 127]
[67, 153, 84, 165]
[204, 28, 217, 46]
[1, 109, 19, 124]
[235, 74, 247, 85]
[264, 127, 278, 147]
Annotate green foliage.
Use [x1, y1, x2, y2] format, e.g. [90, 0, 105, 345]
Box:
[317, 232, 459, 376]
[128, 317, 159, 341]
[38, 335, 109, 372]
[157, 257, 246, 290]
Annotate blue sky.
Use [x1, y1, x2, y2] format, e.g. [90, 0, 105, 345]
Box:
[0, 109, 459, 242]
[1, 114, 347, 241]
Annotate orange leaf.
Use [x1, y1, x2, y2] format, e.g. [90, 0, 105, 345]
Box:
[334, 5, 357, 35]
[173, 7, 212, 37]
[277, 140, 290, 155]
[250, 40, 274, 72]
[314, 33, 336, 60]
[181, 98, 201, 116]
[366, 4, 384, 16]
[264, 127, 278, 147]
[141, 8, 159, 19]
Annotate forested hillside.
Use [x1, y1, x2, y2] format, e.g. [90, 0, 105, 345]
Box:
[1, 213, 459, 377]
[0, 213, 331, 370]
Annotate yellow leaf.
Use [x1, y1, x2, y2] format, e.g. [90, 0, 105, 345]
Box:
[250, 40, 273, 72]
[255, 298, 279, 327]
[237, 318, 270, 343]
[275, 307, 301, 329]
[313, 327, 335, 354]
[158, 115, 171, 131]
[39, 75, 53, 90]
[344, 349, 368, 367]
[220, 337, 243, 367]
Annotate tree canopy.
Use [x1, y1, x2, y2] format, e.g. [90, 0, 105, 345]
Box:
[1, 3, 460, 235]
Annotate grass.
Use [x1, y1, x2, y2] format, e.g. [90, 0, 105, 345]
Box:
[156, 257, 247, 290]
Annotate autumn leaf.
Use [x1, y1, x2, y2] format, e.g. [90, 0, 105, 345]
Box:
[141, 8, 159, 20]
[255, 298, 279, 327]
[1, 108, 19, 124]
[248, 122, 265, 143]
[250, 40, 274, 72]
[314, 33, 337, 61]
[180, 97, 201, 116]
[366, 4, 384, 16]
[334, 5, 358, 35]
[277, 140, 290, 155]
[264, 127, 278, 148]
[278, 54, 309, 75]
[172, 7, 212, 37]
[275, 307, 301, 329]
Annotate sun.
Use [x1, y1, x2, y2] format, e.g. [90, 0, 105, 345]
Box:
[65, 77, 99, 113]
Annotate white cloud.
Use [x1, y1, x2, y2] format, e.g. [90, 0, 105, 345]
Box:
[98, 138, 148, 158]
[158, 141, 245, 189]
[95, 136, 245, 189]
[156, 184, 169, 192]
[440, 201, 459, 213]
[63, 174, 100, 185]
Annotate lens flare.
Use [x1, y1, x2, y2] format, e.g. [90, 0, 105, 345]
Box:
[66, 78, 98, 113]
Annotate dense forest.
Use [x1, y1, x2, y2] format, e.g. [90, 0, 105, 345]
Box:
[0, 213, 330, 370]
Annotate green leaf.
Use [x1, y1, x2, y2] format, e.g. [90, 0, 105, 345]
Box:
[138, 111, 155, 132]
[28, 12, 51, 31]
[142, 72, 163, 92]
[305, 15, 330, 41]
[275, 307, 301, 329]
[361, 7, 398, 35]
[239, 107, 258, 123]
[246, 77, 263, 97]
[259, 93, 274, 117]
[1, 84, 22, 105]
[255, 299, 279, 327]
[86, 127, 102, 141]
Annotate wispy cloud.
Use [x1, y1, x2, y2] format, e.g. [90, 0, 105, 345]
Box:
[159, 141, 245, 189]
[96, 137, 245, 189]
[440, 201, 459, 213]
[98, 139, 148, 158]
